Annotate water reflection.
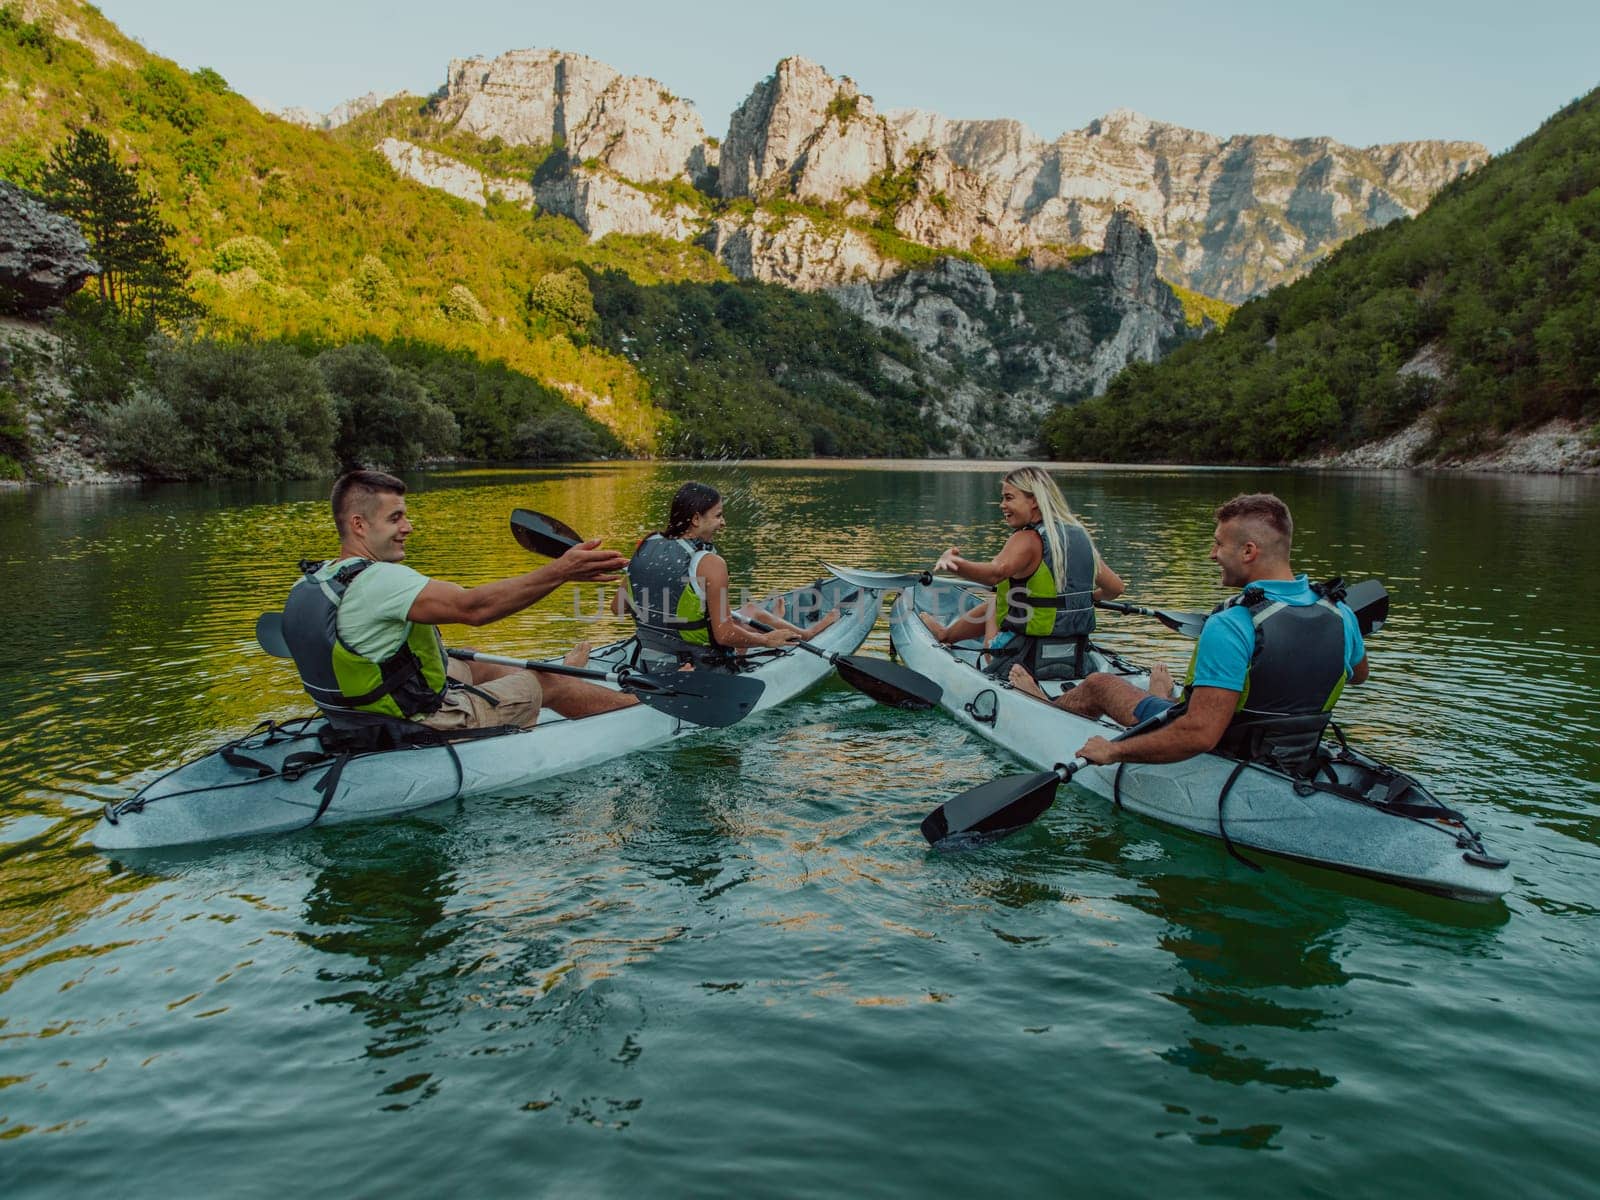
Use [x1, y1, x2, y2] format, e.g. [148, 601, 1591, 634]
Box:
[295, 822, 463, 1106]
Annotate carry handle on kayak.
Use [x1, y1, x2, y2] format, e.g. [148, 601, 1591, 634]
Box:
[253, 612, 763, 729]
[510, 509, 943, 710]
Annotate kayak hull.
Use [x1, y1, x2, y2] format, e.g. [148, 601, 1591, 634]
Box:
[94, 578, 880, 850]
[890, 582, 1511, 903]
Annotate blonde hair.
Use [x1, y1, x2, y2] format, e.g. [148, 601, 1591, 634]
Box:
[1003, 465, 1095, 582]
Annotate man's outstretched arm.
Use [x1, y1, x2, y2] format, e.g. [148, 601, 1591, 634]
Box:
[408, 540, 626, 627]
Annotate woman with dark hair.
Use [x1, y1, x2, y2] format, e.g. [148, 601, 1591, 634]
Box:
[614, 481, 837, 660]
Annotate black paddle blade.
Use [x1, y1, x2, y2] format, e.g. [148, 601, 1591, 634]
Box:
[510, 509, 584, 558]
[255, 612, 291, 658]
[1343, 579, 1390, 636]
[626, 670, 765, 728]
[1154, 608, 1209, 639]
[921, 770, 1061, 844]
[833, 654, 942, 709]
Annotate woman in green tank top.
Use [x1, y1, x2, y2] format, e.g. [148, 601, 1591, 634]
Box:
[919, 466, 1125, 650]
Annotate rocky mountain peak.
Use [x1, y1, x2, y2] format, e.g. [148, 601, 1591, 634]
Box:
[1087, 107, 1158, 141]
[435, 48, 714, 183]
[718, 56, 889, 201]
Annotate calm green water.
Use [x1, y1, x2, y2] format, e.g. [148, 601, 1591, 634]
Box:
[2, 463, 1597, 1196]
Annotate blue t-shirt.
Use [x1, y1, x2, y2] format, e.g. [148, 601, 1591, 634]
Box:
[1189, 575, 1365, 693]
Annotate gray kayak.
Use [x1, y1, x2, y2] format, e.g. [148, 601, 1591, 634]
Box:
[888, 578, 1512, 903]
[94, 577, 879, 850]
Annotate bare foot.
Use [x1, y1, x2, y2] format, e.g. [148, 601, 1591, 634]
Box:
[1149, 662, 1175, 700]
[770, 597, 785, 620]
[1008, 664, 1048, 701]
[919, 611, 949, 640]
[564, 641, 592, 668]
[802, 608, 842, 640]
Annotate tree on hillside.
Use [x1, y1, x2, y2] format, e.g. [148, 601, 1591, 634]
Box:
[39, 128, 197, 325]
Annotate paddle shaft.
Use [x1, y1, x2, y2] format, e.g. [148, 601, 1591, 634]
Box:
[447, 647, 650, 688]
[737, 614, 831, 661]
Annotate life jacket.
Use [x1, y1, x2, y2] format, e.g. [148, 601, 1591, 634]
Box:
[999, 520, 1097, 639]
[281, 559, 450, 723]
[1184, 581, 1351, 768]
[625, 534, 723, 663]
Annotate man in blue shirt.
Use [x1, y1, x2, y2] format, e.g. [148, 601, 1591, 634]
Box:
[1010, 493, 1368, 766]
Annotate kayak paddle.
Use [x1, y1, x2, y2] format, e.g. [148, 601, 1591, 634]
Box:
[253, 612, 764, 728]
[820, 561, 990, 593]
[510, 509, 583, 558]
[1093, 599, 1209, 638]
[735, 614, 941, 710]
[1341, 579, 1389, 637]
[1094, 581, 1391, 640]
[511, 511, 944, 710]
[255, 611, 292, 658]
[921, 708, 1176, 845]
[445, 649, 763, 728]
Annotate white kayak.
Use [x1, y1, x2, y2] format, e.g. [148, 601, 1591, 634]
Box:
[94, 577, 880, 850]
[889, 579, 1512, 903]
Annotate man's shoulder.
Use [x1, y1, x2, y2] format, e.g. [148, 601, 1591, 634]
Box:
[1255, 575, 1319, 605]
[1199, 602, 1254, 649]
[342, 560, 431, 613]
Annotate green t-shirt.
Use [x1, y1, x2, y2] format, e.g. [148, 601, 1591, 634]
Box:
[317, 558, 431, 661]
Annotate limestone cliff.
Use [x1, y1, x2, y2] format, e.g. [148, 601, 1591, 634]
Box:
[885, 105, 1487, 302]
[331, 46, 1482, 455]
[832, 210, 1191, 456]
[433, 49, 717, 185]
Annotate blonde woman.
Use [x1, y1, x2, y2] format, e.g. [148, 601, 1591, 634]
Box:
[920, 466, 1125, 677]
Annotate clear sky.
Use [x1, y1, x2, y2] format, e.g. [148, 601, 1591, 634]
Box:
[93, 0, 1597, 152]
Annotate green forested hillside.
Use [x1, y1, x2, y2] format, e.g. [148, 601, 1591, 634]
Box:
[0, 0, 952, 471]
[1040, 89, 1600, 464]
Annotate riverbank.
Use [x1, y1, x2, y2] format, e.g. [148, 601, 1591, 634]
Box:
[1300, 411, 1600, 474]
[8, 314, 1597, 486]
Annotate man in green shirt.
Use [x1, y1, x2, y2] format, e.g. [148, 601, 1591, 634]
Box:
[288, 469, 637, 730]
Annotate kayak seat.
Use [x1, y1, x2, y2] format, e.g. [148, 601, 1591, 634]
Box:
[1216, 712, 1330, 772]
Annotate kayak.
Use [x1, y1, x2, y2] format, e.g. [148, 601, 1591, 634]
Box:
[94, 576, 880, 850]
[888, 578, 1512, 902]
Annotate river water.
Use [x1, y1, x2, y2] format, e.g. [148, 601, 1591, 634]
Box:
[2, 463, 1597, 1196]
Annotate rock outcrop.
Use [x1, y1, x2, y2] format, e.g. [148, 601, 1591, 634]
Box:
[534, 167, 704, 241]
[273, 90, 400, 131]
[433, 49, 716, 185]
[0, 180, 98, 313]
[719, 58, 1026, 256]
[832, 210, 1192, 455]
[376, 138, 535, 207]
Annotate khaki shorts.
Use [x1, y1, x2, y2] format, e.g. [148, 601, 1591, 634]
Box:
[420, 658, 543, 731]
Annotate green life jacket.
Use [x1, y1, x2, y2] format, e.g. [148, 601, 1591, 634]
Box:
[281, 559, 450, 722]
[626, 534, 720, 658]
[1000, 520, 1097, 639]
[1182, 583, 1350, 767]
